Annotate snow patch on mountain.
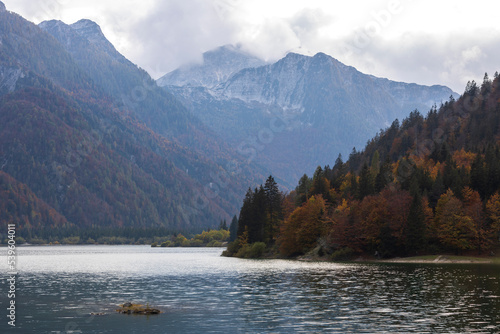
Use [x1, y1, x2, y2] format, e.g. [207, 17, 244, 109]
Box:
[158, 45, 266, 88]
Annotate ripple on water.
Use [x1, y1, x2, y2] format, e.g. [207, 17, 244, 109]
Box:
[4, 246, 500, 333]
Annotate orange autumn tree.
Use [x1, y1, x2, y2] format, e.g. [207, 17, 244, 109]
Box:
[279, 195, 327, 257]
[357, 194, 390, 252]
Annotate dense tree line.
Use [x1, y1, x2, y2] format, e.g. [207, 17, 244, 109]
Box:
[224, 176, 283, 257]
[0, 225, 208, 245]
[226, 73, 500, 259]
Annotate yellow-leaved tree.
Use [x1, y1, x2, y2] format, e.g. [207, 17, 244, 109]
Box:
[434, 190, 477, 253]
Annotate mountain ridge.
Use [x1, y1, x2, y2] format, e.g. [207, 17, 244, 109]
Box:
[71, 19, 125, 62]
[160, 47, 458, 185]
[0, 9, 265, 233]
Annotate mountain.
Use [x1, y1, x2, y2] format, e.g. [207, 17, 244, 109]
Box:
[0, 5, 265, 235]
[226, 73, 500, 259]
[160, 50, 458, 186]
[70, 19, 125, 61]
[157, 44, 266, 88]
[39, 20, 270, 181]
[39, 19, 202, 141]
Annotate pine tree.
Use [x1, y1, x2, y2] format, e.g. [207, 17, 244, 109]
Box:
[348, 173, 359, 199]
[430, 171, 445, 208]
[443, 156, 463, 196]
[465, 80, 478, 96]
[481, 72, 492, 95]
[358, 163, 374, 200]
[371, 150, 380, 174]
[470, 153, 486, 199]
[426, 105, 439, 133]
[310, 166, 331, 202]
[264, 175, 282, 245]
[250, 186, 267, 244]
[237, 188, 254, 239]
[485, 145, 500, 198]
[375, 156, 393, 192]
[219, 219, 228, 230]
[236, 187, 267, 244]
[229, 215, 238, 242]
[296, 174, 311, 206]
[331, 154, 346, 189]
[405, 177, 426, 255]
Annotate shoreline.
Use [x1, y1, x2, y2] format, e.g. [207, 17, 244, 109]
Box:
[6, 244, 500, 265]
[369, 254, 497, 264]
[294, 253, 500, 265]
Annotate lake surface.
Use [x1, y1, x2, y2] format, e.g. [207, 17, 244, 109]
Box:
[1, 246, 499, 333]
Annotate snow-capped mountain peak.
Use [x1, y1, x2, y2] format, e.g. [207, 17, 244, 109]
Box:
[160, 47, 458, 185]
[157, 44, 267, 88]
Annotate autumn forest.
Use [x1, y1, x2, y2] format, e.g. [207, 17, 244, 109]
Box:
[225, 74, 500, 259]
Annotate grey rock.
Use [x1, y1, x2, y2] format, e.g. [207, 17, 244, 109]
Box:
[0, 66, 23, 94]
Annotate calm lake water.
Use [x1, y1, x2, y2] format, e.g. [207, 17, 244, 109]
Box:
[1, 246, 499, 333]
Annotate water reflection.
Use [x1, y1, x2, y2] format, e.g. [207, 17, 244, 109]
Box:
[0, 246, 498, 333]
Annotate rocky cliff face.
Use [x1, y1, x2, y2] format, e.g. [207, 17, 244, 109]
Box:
[214, 52, 455, 119]
[0, 66, 23, 94]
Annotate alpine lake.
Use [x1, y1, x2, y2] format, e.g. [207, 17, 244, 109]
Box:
[1, 246, 499, 333]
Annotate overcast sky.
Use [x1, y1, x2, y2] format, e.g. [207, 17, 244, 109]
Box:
[4, 0, 500, 92]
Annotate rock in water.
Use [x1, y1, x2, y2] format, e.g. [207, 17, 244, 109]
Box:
[116, 302, 161, 315]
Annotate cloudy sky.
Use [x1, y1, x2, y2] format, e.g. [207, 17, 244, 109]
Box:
[4, 0, 500, 92]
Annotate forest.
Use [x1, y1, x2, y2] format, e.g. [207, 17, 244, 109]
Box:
[225, 73, 500, 259]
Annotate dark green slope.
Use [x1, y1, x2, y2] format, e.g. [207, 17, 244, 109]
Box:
[0, 86, 229, 229]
